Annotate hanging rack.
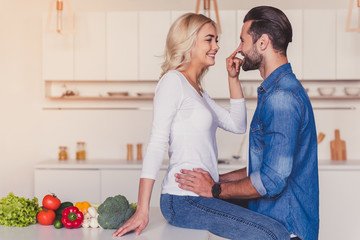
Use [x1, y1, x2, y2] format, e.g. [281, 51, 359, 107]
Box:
[195, 0, 222, 33]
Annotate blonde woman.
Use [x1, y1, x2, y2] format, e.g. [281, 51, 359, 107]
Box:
[113, 13, 288, 239]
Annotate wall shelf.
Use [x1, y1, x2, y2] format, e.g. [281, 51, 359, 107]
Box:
[47, 95, 154, 100]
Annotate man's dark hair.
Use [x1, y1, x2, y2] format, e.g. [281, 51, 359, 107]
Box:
[244, 6, 292, 56]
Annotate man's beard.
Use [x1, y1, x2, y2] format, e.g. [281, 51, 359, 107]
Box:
[242, 45, 262, 71]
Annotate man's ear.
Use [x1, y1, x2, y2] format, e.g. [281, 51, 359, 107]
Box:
[257, 34, 270, 51]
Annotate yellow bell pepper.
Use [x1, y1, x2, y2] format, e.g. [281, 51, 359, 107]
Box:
[75, 201, 91, 215]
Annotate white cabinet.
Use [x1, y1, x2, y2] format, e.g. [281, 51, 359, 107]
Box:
[205, 10, 237, 98]
[34, 169, 101, 203]
[74, 12, 106, 80]
[319, 170, 360, 240]
[101, 169, 166, 206]
[42, 14, 74, 80]
[284, 10, 303, 80]
[336, 10, 360, 79]
[107, 12, 138, 80]
[303, 10, 336, 80]
[138, 11, 171, 80]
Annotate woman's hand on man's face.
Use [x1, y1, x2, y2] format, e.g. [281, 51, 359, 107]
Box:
[226, 50, 243, 79]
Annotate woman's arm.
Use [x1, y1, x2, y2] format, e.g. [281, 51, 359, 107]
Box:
[112, 178, 155, 237]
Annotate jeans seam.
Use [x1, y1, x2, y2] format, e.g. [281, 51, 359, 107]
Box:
[169, 195, 175, 224]
[184, 197, 278, 240]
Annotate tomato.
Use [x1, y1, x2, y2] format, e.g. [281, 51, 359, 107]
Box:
[37, 208, 56, 225]
[42, 194, 61, 210]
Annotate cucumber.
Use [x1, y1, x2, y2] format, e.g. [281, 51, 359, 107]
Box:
[53, 217, 63, 229]
[55, 202, 74, 217]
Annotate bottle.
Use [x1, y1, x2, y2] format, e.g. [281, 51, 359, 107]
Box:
[136, 144, 143, 161]
[58, 146, 68, 160]
[76, 142, 86, 160]
[127, 144, 133, 161]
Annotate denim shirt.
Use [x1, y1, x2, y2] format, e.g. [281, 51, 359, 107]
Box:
[248, 63, 319, 240]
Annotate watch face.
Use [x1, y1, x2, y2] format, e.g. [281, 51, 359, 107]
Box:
[212, 183, 221, 198]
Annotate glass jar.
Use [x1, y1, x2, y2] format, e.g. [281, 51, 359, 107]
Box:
[58, 146, 68, 160]
[76, 142, 86, 160]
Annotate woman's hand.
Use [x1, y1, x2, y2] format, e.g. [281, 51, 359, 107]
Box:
[112, 209, 149, 238]
[226, 50, 243, 79]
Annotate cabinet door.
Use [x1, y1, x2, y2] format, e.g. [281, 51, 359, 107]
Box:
[34, 169, 101, 203]
[101, 169, 166, 207]
[336, 10, 360, 79]
[74, 12, 106, 80]
[107, 12, 138, 80]
[237, 10, 262, 81]
[284, 10, 303, 80]
[205, 10, 237, 98]
[42, 14, 74, 80]
[138, 11, 171, 80]
[319, 170, 360, 240]
[303, 10, 336, 80]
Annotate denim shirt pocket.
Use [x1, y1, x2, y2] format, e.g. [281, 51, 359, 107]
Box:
[249, 120, 264, 152]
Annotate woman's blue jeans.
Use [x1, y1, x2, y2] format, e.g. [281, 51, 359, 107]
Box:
[160, 194, 290, 240]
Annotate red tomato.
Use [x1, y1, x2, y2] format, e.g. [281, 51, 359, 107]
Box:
[42, 194, 61, 210]
[37, 208, 56, 225]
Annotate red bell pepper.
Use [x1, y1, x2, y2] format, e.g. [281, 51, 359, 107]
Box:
[61, 206, 84, 229]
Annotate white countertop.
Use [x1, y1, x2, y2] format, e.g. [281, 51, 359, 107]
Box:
[35, 159, 360, 171]
[0, 207, 208, 240]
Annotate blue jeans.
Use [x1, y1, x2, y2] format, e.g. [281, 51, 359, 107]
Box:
[160, 194, 290, 240]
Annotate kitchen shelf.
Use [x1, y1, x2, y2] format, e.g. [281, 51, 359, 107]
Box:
[47, 95, 154, 100]
[46, 95, 360, 101]
[233, 96, 360, 101]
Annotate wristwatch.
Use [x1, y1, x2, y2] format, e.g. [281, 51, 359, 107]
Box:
[211, 183, 222, 198]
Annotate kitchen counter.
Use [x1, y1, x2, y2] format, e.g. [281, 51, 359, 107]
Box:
[0, 207, 209, 240]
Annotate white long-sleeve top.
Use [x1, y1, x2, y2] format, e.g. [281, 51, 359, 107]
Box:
[140, 70, 247, 196]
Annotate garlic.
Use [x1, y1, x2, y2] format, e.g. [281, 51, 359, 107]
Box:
[82, 218, 91, 228]
[90, 217, 99, 228]
[87, 206, 98, 218]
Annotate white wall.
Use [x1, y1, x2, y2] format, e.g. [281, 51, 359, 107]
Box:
[0, 0, 357, 198]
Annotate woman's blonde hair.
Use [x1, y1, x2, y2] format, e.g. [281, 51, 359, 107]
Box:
[160, 13, 217, 91]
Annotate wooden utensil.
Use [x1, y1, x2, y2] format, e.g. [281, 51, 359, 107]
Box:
[330, 129, 347, 160]
[317, 132, 325, 144]
[137, 144, 143, 161]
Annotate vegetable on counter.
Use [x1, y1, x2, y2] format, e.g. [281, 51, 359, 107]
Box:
[61, 206, 84, 229]
[97, 195, 135, 229]
[82, 206, 100, 228]
[53, 218, 63, 229]
[55, 201, 73, 217]
[75, 201, 91, 215]
[53, 202, 73, 229]
[42, 194, 61, 211]
[0, 192, 41, 227]
[37, 208, 56, 225]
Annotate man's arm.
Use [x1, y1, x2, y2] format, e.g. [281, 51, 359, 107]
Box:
[220, 176, 261, 199]
[219, 167, 247, 183]
[175, 168, 261, 199]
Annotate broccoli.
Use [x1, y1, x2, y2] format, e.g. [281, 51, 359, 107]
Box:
[97, 195, 135, 229]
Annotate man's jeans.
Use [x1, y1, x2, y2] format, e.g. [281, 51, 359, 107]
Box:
[160, 194, 290, 240]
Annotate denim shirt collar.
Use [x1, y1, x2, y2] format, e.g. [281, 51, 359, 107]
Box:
[259, 63, 293, 93]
